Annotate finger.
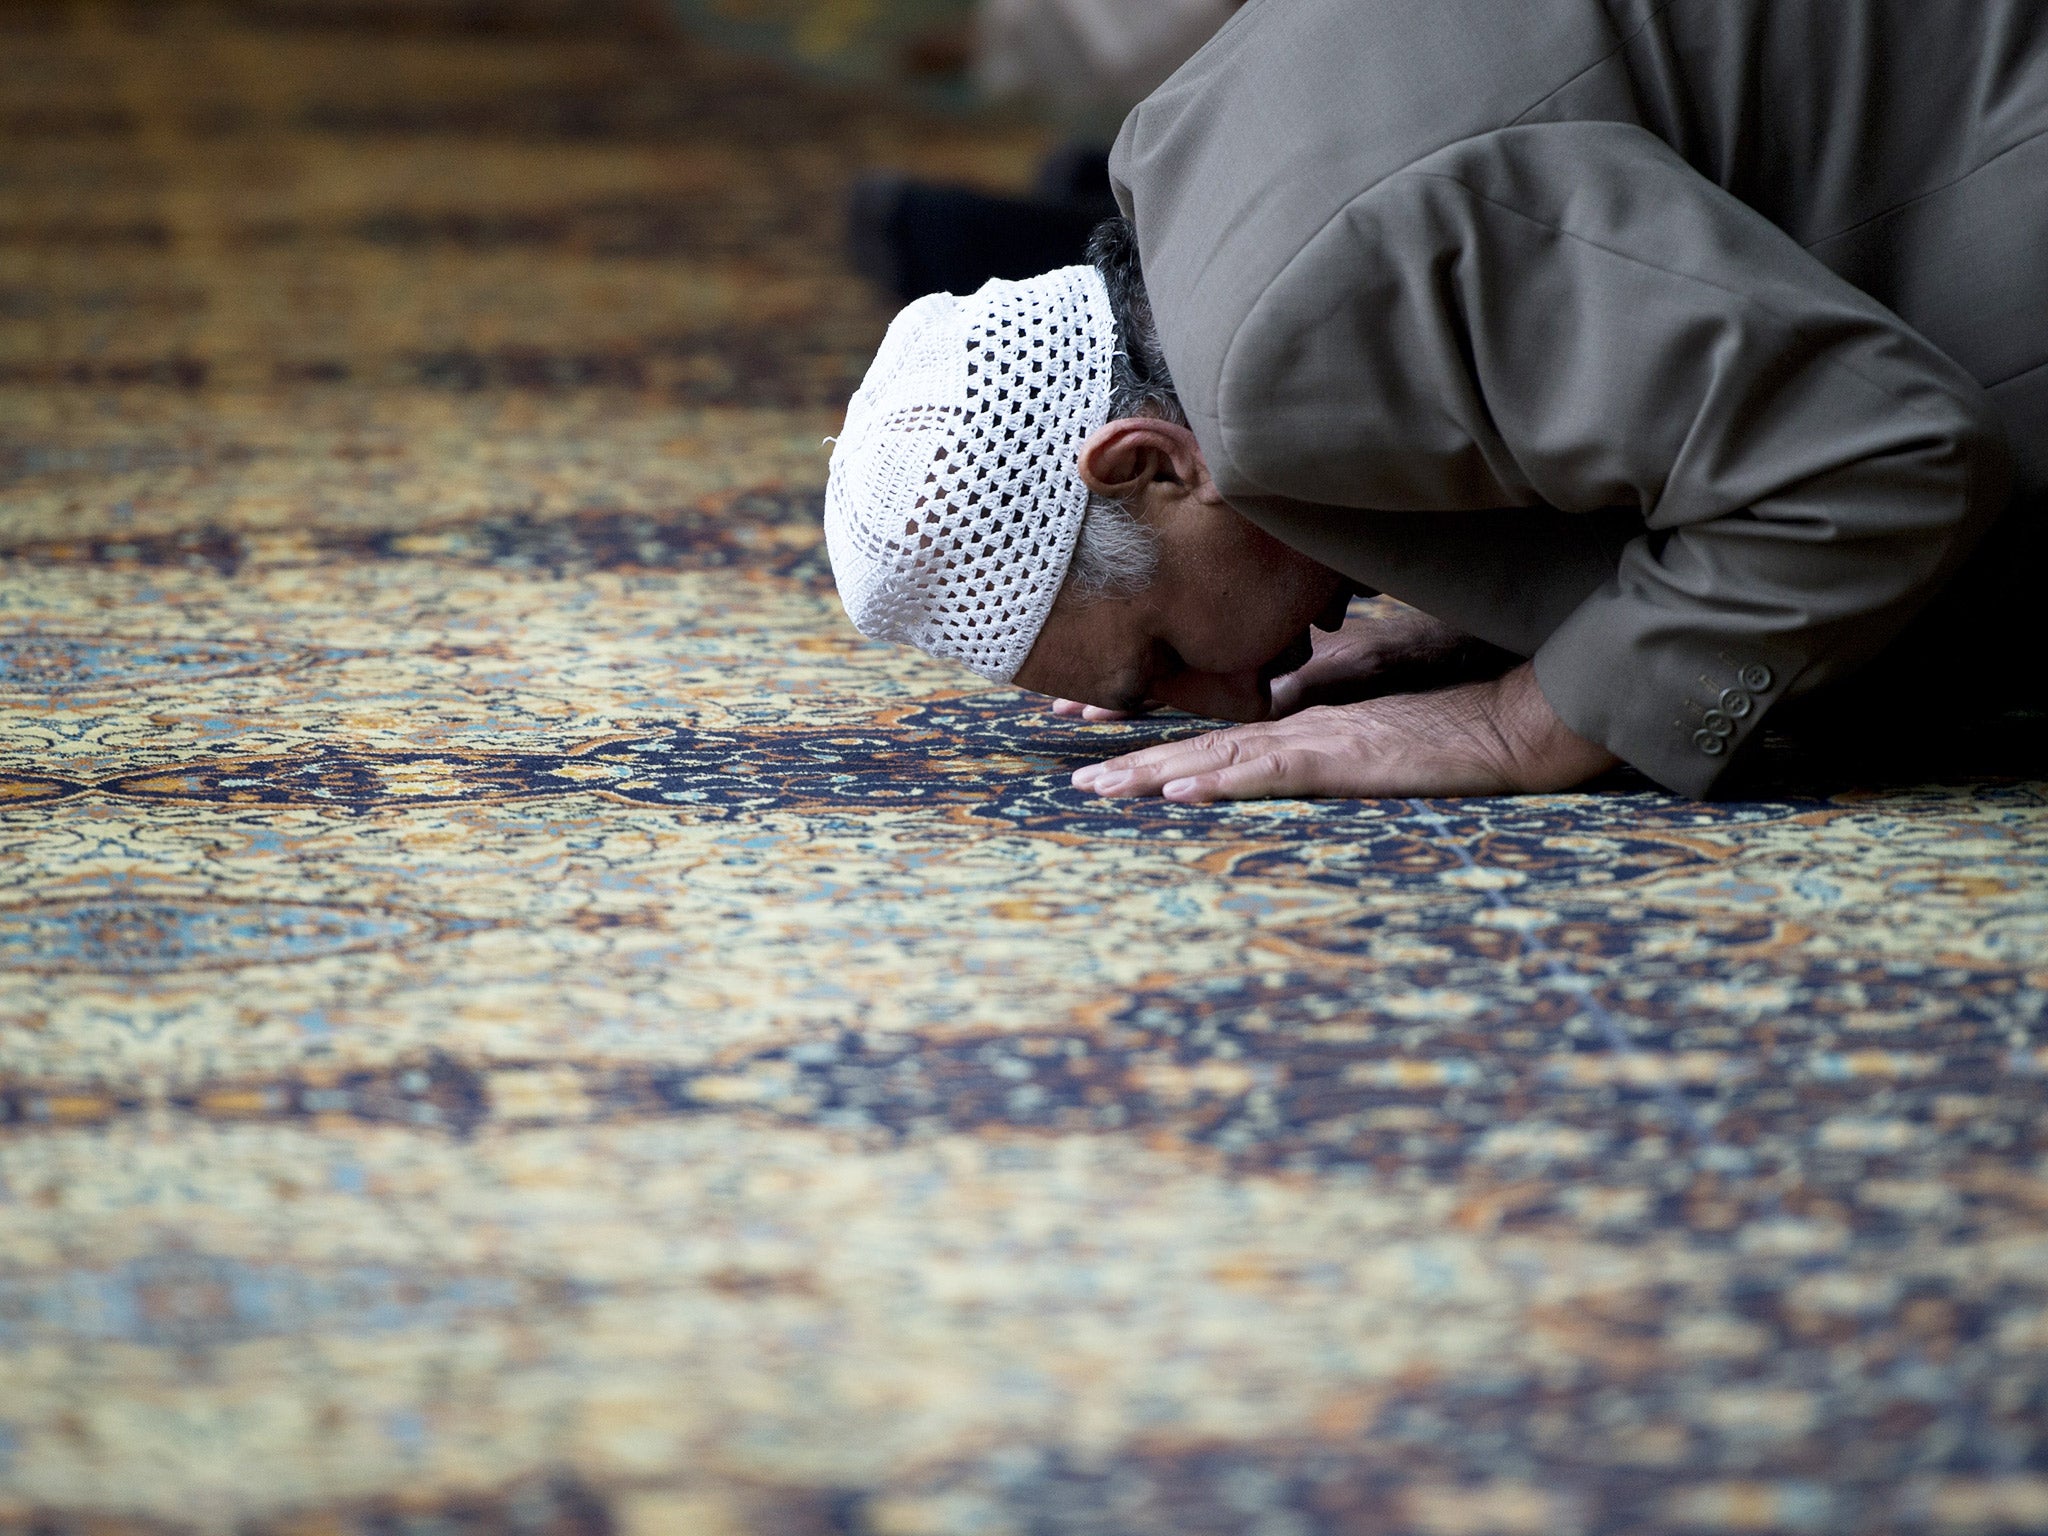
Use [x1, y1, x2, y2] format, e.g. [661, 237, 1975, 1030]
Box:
[1268, 666, 1358, 718]
[1075, 728, 1271, 796]
[1050, 698, 1125, 718]
[1266, 669, 1310, 717]
[1161, 749, 1325, 803]
[1080, 728, 1261, 785]
[1270, 629, 1389, 706]
[1071, 736, 1222, 792]
[1051, 698, 1142, 721]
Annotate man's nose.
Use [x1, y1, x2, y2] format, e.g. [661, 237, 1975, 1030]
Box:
[1149, 668, 1271, 723]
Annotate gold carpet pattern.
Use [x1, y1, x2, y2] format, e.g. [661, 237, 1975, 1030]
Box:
[3, 4, 2047, 1533]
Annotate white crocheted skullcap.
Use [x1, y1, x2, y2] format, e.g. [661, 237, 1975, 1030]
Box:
[825, 265, 1117, 683]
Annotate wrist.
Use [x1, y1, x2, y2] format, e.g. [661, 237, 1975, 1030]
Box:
[1493, 663, 1620, 790]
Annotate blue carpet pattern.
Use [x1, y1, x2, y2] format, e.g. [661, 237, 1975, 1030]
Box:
[2, 4, 2047, 1534]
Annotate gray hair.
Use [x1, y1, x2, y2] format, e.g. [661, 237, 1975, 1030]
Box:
[1067, 491, 1160, 599]
[1059, 214, 1181, 606]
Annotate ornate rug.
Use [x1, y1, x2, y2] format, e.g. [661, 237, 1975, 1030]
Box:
[3, 4, 2046, 1533]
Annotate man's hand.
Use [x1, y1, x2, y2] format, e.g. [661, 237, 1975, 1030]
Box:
[1070, 662, 1619, 800]
[1048, 598, 1509, 723]
[1266, 604, 1508, 715]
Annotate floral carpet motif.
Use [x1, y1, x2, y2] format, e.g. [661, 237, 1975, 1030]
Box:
[3, 4, 2047, 1534]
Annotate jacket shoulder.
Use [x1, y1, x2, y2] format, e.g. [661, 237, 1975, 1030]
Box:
[1111, 0, 1654, 439]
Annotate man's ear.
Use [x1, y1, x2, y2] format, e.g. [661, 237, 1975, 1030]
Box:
[1077, 417, 1218, 503]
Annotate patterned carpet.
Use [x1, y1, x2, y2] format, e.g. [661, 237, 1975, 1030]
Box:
[4, 3, 2048, 1534]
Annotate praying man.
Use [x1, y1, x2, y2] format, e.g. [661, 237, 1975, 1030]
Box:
[824, 0, 2047, 801]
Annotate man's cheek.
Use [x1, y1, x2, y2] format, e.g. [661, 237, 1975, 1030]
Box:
[1152, 670, 1270, 723]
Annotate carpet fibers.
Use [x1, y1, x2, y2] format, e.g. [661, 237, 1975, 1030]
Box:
[3, 4, 2047, 1534]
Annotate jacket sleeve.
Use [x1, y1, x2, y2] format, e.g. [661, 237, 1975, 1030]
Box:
[1209, 121, 2011, 796]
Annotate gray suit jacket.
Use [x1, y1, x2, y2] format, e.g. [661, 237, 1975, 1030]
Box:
[1110, 0, 2047, 794]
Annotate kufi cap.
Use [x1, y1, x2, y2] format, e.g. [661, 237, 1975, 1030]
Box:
[824, 265, 1116, 683]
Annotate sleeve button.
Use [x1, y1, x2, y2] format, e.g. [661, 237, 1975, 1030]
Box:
[1700, 710, 1735, 736]
[1719, 688, 1753, 718]
[1739, 663, 1774, 692]
[1693, 729, 1728, 755]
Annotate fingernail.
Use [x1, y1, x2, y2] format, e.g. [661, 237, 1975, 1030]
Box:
[1162, 778, 1196, 799]
[1093, 771, 1131, 794]
[1071, 766, 1101, 786]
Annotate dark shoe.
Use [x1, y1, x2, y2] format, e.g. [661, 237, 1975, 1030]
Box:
[846, 173, 1118, 301]
[1033, 142, 1113, 204]
[846, 173, 918, 301]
